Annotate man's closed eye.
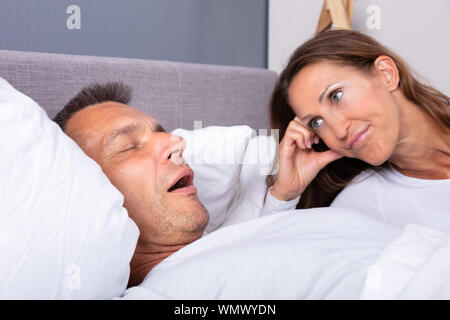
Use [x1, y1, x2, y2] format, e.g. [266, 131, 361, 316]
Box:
[120, 145, 138, 153]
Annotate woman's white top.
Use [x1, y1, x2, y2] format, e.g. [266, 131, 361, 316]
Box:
[263, 162, 450, 232]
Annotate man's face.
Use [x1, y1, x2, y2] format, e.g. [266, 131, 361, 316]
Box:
[65, 102, 209, 246]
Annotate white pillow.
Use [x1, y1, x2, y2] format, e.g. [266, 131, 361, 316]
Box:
[0, 78, 139, 299]
[222, 133, 278, 227]
[172, 126, 255, 234]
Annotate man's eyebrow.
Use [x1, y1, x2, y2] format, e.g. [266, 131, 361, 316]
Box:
[104, 123, 140, 148]
[103, 122, 166, 149]
[154, 123, 166, 133]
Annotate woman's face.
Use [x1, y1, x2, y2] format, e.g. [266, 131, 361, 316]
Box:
[287, 60, 400, 165]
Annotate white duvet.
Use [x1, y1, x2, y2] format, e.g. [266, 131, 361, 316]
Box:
[120, 208, 399, 299]
[119, 206, 450, 300]
[361, 224, 450, 299]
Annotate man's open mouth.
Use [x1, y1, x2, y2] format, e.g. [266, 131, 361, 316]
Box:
[167, 170, 194, 192]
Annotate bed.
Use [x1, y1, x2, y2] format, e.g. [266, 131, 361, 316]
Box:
[2, 50, 449, 300]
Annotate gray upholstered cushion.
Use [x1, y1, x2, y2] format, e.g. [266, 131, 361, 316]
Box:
[0, 50, 277, 131]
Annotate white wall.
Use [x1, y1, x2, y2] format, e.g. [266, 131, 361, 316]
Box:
[268, 0, 450, 93]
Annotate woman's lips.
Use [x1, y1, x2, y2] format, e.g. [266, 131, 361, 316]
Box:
[349, 126, 370, 150]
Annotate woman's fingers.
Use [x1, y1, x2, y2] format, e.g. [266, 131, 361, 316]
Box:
[286, 118, 318, 149]
[272, 117, 345, 202]
[283, 130, 315, 151]
[281, 128, 305, 153]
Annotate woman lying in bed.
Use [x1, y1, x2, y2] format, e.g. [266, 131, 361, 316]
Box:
[264, 30, 449, 231]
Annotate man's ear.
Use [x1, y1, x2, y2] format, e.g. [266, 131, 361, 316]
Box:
[373, 55, 400, 91]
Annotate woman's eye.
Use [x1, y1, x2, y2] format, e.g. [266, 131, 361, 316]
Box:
[329, 89, 343, 103]
[309, 118, 323, 130]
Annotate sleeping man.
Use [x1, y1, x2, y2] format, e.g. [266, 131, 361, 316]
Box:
[53, 82, 212, 288]
[53, 82, 447, 299]
[54, 81, 297, 289]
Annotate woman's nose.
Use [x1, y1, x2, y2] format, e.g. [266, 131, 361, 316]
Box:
[326, 115, 350, 141]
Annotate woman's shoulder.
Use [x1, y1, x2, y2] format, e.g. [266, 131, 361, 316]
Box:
[330, 165, 393, 211]
[372, 162, 450, 187]
[347, 166, 383, 186]
[330, 168, 382, 216]
[334, 162, 450, 204]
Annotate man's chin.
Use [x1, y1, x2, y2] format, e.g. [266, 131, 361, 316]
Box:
[190, 200, 209, 228]
[172, 195, 209, 231]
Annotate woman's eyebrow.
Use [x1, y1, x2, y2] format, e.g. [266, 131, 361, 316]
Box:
[299, 82, 341, 122]
[319, 82, 339, 103]
[300, 114, 313, 122]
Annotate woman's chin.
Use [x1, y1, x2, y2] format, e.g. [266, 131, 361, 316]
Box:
[359, 153, 391, 166]
[354, 141, 393, 166]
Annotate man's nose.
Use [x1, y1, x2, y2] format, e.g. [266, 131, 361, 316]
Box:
[160, 133, 186, 165]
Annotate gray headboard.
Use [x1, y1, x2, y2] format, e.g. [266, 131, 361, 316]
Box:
[0, 49, 277, 131]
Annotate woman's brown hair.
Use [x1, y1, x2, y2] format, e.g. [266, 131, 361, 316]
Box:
[266, 30, 450, 209]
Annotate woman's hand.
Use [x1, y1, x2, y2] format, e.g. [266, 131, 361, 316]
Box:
[271, 117, 344, 201]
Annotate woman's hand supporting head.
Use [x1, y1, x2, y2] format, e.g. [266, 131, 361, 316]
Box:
[271, 116, 344, 201]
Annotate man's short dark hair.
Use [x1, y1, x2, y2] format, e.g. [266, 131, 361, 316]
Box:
[53, 81, 132, 130]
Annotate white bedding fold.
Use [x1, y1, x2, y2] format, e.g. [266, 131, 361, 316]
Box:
[361, 224, 450, 299]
